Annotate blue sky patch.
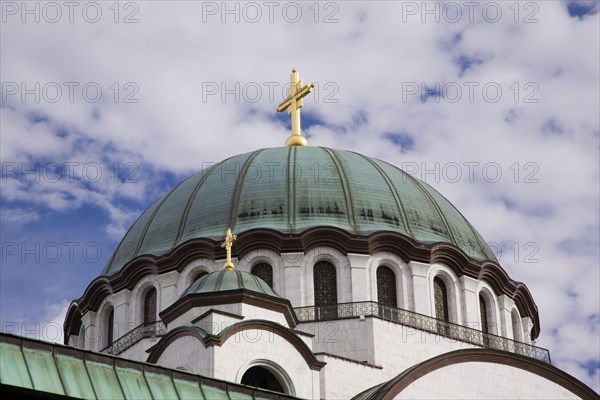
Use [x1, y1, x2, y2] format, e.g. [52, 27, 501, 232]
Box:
[456, 55, 484, 76]
[566, 1, 599, 18]
[383, 132, 414, 152]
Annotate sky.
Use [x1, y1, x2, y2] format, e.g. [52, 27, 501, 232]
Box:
[1, 0, 599, 393]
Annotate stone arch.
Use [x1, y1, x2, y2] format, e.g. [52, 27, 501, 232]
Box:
[238, 249, 285, 293]
[477, 285, 500, 335]
[511, 307, 524, 342]
[303, 247, 351, 306]
[366, 252, 412, 310]
[428, 265, 463, 325]
[352, 348, 598, 400]
[97, 301, 115, 350]
[236, 359, 295, 396]
[131, 277, 162, 327]
[176, 258, 217, 295]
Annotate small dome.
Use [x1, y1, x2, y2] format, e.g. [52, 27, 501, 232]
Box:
[104, 146, 497, 276]
[181, 270, 280, 299]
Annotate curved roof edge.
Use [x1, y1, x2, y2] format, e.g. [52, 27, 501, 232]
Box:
[352, 348, 598, 400]
[145, 320, 326, 371]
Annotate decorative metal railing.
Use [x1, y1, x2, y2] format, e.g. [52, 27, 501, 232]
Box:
[294, 302, 551, 364]
[101, 321, 167, 355]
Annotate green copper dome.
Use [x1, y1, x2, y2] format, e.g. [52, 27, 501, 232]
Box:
[180, 270, 280, 298]
[103, 146, 496, 275]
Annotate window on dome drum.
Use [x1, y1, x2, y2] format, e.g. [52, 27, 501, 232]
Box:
[512, 310, 523, 342]
[479, 294, 490, 346]
[143, 288, 157, 324]
[377, 266, 397, 308]
[314, 261, 338, 319]
[106, 308, 114, 347]
[241, 366, 285, 394]
[479, 294, 489, 333]
[434, 277, 450, 336]
[251, 263, 273, 288]
[192, 271, 208, 284]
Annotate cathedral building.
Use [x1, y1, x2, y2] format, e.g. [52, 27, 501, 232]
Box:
[1, 70, 597, 399]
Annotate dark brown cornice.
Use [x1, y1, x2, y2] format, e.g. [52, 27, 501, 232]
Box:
[314, 352, 383, 369]
[160, 289, 299, 328]
[191, 309, 245, 324]
[218, 320, 327, 370]
[65, 227, 541, 343]
[353, 348, 599, 400]
[63, 302, 82, 344]
[146, 321, 326, 371]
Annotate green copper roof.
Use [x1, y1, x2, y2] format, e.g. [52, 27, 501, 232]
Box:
[181, 270, 281, 299]
[104, 147, 496, 275]
[0, 333, 299, 399]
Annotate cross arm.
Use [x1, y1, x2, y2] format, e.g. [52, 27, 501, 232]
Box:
[276, 83, 315, 112]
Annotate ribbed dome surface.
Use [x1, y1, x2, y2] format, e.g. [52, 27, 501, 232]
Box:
[181, 270, 280, 298]
[103, 146, 496, 275]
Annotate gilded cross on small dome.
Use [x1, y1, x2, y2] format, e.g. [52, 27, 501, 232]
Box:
[221, 228, 237, 270]
[276, 69, 314, 147]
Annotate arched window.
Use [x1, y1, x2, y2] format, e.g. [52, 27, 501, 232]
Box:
[434, 277, 449, 336]
[479, 294, 489, 334]
[241, 366, 285, 393]
[106, 307, 114, 347]
[511, 310, 523, 342]
[314, 261, 337, 306]
[433, 277, 449, 322]
[143, 287, 157, 324]
[377, 266, 397, 308]
[251, 263, 273, 288]
[479, 293, 491, 347]
[191, 271, 208, 284]
[314, 261, 337, 319]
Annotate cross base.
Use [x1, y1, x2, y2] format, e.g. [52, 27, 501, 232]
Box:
[224, 261, 235, 270]
[285, 135, 308, 147]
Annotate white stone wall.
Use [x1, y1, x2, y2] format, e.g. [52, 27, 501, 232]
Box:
[316, 354, 386, 399]
[298, 318, 375, 364]
[395, 362, 579, 399]
[118, 335, 162, 361]
[155, 335, 214, 377]
[370, 318, 477, 378]
[298, 316, 478, 395]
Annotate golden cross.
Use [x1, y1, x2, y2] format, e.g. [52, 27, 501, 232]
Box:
[220, 228, 237, 270]
[276, 69, 314, 147]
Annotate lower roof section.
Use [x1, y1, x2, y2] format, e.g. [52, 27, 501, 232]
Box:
[0, 333, 300, 400]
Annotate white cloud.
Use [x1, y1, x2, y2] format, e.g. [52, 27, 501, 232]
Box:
[1, 0, 598, 393]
